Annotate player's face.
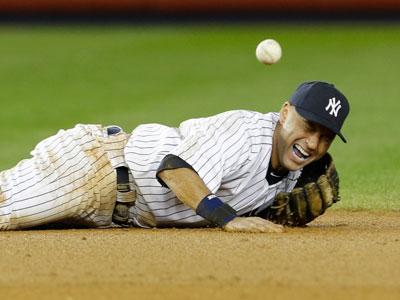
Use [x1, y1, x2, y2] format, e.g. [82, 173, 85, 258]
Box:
[275, 102, 335, 171]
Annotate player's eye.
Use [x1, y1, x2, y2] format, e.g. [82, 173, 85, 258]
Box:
[303, 122, 315, 133]
[321, 132, 335, 143]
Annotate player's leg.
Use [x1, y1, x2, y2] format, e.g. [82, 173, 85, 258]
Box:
[0, 125, 118, 230]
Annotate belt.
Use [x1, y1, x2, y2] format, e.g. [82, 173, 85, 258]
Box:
[106, 126, 136, 225]
[113, 167, 135, 225]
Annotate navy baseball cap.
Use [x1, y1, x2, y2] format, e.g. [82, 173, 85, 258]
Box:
[290, 81, 350, 143]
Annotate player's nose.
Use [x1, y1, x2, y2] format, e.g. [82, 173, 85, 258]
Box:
[305, 132, 320, 151]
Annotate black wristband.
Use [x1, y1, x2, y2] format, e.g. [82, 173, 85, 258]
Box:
[196, 194, 237, 227]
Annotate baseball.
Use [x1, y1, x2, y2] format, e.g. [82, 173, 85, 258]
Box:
[255, 39, 282, 65]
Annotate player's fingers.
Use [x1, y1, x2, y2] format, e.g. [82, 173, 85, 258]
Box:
[260, 220, 284, 233]
[224, 217, 284, 233]
[246, 217, 284, 233]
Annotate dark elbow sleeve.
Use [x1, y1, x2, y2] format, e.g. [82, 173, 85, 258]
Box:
[156, 154, 197, 188]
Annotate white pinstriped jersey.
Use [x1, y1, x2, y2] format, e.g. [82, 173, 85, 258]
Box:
[125, 110, 301, 228]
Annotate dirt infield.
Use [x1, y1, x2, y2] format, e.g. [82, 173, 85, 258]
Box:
[0, 211, 399, 300]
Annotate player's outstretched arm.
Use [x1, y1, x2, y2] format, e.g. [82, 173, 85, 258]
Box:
[158, 167, 283, 233]
[157, 168, 210, 210]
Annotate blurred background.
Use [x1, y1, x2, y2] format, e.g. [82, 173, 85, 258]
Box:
[1, 0, 400, 21]
[0, 0, 399, 210]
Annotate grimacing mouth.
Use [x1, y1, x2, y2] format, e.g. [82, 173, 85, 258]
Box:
[292, 144, 311, 161]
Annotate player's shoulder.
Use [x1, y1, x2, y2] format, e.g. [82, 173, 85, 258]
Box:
[219, 109, 279, 125]
[211, 109, 266, 117]
[178, 110, 279, 134]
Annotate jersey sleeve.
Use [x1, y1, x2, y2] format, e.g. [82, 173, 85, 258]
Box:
[169, 112, 251, 193]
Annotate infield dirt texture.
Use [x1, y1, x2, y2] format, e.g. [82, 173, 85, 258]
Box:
[0, 211, 399, 300]
[0, 24, 399, 299]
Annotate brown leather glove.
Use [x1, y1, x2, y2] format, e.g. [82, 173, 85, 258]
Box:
[261, 153, 340, 226]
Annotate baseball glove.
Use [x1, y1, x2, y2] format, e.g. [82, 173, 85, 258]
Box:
[260, 153, 340, 226]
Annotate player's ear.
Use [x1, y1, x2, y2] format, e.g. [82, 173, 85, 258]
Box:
[279, 101, 291, 125]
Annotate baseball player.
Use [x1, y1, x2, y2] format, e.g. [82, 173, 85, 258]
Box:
[0, 81, 349, 232]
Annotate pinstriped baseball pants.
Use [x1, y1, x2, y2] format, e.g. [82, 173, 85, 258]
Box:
[0, 124, 130, 230]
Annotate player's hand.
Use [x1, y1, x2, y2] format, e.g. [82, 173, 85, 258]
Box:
[223, 217, 284, 233]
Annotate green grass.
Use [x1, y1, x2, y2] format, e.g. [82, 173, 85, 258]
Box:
[0, 24, 399, 210]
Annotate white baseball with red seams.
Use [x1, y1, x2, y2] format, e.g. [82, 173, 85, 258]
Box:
[256, 39, 282, 65]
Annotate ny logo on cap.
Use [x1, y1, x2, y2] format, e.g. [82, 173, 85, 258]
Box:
[325, 97, 342, 117]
